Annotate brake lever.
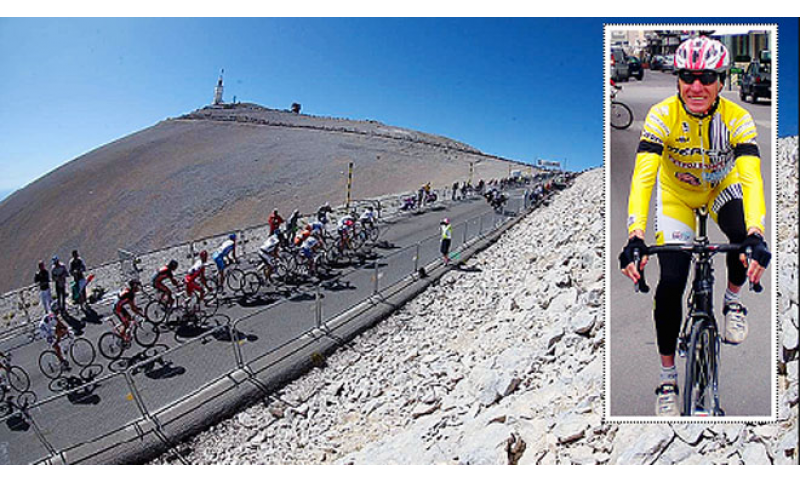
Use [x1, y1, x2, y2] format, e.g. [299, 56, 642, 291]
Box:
[633, 249, 650, 293]
[745, 247, 763, 293]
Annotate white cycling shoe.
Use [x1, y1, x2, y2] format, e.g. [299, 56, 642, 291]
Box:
[655, 382, 680, 417]
[723, 302, 748, 344]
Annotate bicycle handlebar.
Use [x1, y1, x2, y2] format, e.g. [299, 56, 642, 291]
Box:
[632, 242, 763, 294]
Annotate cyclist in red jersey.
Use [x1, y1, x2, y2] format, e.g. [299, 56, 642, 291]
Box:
[185, 251, 211, 303]
[152, 260, 180, 306]
[114, 280, 144, 342]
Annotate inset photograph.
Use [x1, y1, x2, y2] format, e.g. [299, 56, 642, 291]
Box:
[605, 25, 777, 419]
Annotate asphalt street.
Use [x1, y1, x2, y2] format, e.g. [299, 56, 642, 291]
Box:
[607, 70, 774, 417]
[0, 186, 531, 464]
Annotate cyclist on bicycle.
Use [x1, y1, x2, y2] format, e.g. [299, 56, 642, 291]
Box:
[152, 260, 180, 306]
[185, 250, 211, 303]
[618, 37, 771, 416]
[359, 206, 377, 230]
[307, 220, 325, 237]
[294, 227, 313, 247]
[38, 311, 70, 367]
[212, 234, 238, 289]
[337, 213, 356, 250]
[299, 235, 321, 274]
[114, 280, 144, 342]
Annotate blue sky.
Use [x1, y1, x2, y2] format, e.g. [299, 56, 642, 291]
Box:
[0, 18, 797, 201]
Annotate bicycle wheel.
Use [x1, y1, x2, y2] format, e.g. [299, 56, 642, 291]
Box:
[226, 268, 246, 293]
[683, 318, 719, 416]
[145, 300, 169, 324]
[70, 337, 96, 367]
[134, 320, 160, 348]
[369, 226, 380, 243]
[240, 271, 262, 297]
[610, 101, 633, 129]
[7, 366, 31, 393]
[98, 332, 125, 361]
[39, 350, 64, 380]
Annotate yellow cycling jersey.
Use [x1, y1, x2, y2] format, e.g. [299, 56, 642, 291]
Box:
[627, 95, 766, 235]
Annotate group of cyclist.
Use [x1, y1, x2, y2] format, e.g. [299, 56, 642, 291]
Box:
[107, 203, 383, 338]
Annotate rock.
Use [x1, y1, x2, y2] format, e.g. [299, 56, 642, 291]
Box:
[571, 312, 596, 335]
[553, 413, 589, 444]
[609, 425, 674, 465]
[741, 442, 772, 465]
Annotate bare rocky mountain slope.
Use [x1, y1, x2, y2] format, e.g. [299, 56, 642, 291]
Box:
[0, 104, 518, 294]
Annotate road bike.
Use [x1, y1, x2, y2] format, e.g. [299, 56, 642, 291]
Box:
[633, 207, 763, 416]
[38, 329, 96, 380]
[237, 252, 294, 296]
[145, 286, 220, 326]
[0, 352, 31, 400]
[208, 258, 249, 296]
[610, 84, 633, 130]
[98, 313, 160, 361]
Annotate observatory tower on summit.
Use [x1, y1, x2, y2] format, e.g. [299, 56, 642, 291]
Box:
[212, 69, 224, 105]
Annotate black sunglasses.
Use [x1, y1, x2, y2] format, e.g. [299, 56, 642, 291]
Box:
[678, 70, 720, 86]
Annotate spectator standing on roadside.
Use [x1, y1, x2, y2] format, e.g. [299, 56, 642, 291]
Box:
[286, 209, 301, 240]
[268, 209, 284, 236]
[51, 256, 68, 315]
[317, 202, 333, 225]
[34, 261, 53, 314]
[69, 250, 88, 310]
[440, 218, 453, 265]
[452, 181, 459, 201]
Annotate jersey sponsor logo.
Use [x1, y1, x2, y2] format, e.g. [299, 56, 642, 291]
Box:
[627, 215, 636, 228]
[672, 230, 692, 242]
[681, 121, 690, 133]
[675, 172, 701, 186]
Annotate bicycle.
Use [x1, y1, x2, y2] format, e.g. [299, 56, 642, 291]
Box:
[145, 286, 219, 326]
[610, 83, 633, 130]
[238, 252, 293, 296]
[632, 207, 763, 416]
[98, 313, 160, 361]
[0, 352, 31, 398]
[38, 329, 97, 380]
[208, 258, 249, 296]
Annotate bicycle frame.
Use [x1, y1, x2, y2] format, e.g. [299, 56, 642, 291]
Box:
[678, 209, 722, 416]
[637, 207, 756, 417]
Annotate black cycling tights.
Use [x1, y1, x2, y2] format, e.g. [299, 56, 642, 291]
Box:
[653, 199, 748, 356]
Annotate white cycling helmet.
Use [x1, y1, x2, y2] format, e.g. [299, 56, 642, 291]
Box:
[674, 36, 729, 73]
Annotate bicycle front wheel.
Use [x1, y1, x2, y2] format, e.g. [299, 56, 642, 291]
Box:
[226, 268, 246, 293]
[7, 365, 31, 393]
[145, 300, 169, 324]
[683, 318, 720, 416]
[134, 320, 160, 348]
[240, 271, 262, 297]
[98, 332, 125, 361]
[610, 101, 633, 130]
[70, 337, 96, 367]
[39, 351, 64, 380]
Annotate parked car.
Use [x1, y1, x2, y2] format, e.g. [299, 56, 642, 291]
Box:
[627, 56, 644, 80]
[740, 57, 771, 103]
[650, 55, 666, 71]
[662, 54, 676, 74]
[610, 47, 629, 82]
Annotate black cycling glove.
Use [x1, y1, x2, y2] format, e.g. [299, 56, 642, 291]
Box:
[741, 233, 771, 268]
[619, 236, 647, 270]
